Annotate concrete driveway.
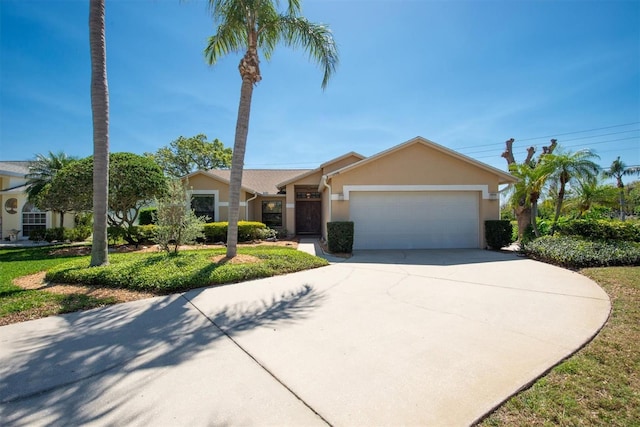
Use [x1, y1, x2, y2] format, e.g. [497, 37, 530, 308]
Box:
[0, 249, 610, 426]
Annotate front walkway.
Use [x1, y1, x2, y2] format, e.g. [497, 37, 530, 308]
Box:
[0, 249, 610, 426]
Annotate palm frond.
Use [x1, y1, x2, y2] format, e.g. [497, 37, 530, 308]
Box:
[276, 16, 338, 89]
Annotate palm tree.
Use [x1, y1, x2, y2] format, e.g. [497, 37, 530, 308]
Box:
[204, 0, 338, 258]
[508, 161, 554, 239]
[89, 0, 110, 266]
[566, 179, 618, 219]
[602, 156, 640, 220]
[26, 151, 77, 227]
[543, 148, 600, 234]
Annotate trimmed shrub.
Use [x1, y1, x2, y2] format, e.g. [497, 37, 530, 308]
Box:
[133, 225, 157, 244]
[65, 226, 92, 242]
[485, 220, 514, 250]
[139, 207, 157, 225]
[107, 226, 127, 245]
[556, 219, 640, 242]
[327, 221, 354, 253]
[239, 221, 267, 241]
[524, 235, 640, 268]
[202, 221, 267, 243]
[203, 222, 227, 243]
[29, 228, 46, 242]
[108, 225, 157, 245]
[45, 227, 65, 242]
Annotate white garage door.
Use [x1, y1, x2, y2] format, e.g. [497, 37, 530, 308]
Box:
[350, 191, 480, 250]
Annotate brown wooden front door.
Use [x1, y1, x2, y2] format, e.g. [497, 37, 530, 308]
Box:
[296, 200, 321, 234]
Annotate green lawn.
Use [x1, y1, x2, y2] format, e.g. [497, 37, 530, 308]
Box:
[0, 246, 117, 324]
[479, 266, 640, 426]
[0, 245, 328, 325]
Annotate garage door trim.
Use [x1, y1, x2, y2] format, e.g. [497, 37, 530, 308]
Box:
[341, 184, 496, 200]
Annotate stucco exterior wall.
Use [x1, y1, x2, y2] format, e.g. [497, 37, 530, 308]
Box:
[321, 154, 364, 174]
[324, 142, 505, 247]
[329, 143, 501, 193]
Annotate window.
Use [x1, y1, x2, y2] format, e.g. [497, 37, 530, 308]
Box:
[22, 202, 46, 237]
[191, 195, 215, 222]
[296, 191, 321, 200]
[262, 200, 282, 228]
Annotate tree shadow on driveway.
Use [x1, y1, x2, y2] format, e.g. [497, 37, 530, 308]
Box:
[0, 284, 324, 425]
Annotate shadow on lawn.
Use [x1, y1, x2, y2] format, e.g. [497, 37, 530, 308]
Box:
[0, 284, 324, 425]
[0, 245, 85, 263]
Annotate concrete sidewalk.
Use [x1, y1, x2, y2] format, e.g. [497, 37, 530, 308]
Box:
[0, 250, 610, 426]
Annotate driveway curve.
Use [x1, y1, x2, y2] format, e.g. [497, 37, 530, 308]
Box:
[0, 249, 610, 426]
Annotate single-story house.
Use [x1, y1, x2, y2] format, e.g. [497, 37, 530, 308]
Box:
[184, 136, 517, 250]
[0, 161, 75, 241]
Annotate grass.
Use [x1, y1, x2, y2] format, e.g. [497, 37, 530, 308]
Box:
[479, 266, 640, 426]
[0, 246, 117, 324]
[45, 246, 328, 293]
[1, 245, 328, 324]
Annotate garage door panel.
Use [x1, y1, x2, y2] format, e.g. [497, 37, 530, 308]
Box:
[350, 191, 479, 250]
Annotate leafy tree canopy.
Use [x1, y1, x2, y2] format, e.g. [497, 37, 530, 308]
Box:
[49, 153, 167, 234]
[146, 134, 232, 177]
[26, 151, 78, 203]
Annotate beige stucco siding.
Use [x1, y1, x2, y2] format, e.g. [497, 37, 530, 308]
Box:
[322, 154, 364, 174]
[326, 142, 505, 248]
[330, 143, 501, 193]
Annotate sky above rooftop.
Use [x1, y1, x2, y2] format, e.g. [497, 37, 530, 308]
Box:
[1, 0, 638, 175]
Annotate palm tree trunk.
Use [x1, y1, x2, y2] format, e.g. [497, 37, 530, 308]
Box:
[226, 77, 254, 258]
[515, 205, 531, 241]
[531, 200, 541, 238]
[618, 187, 626, 221]
[550, 182, 566, 236]
[89, 0, 109, 266]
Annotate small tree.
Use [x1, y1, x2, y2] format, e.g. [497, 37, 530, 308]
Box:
[50, 153, 167, 244]
[502, 138, 557, 240]
[146, 134, 232, 178]
[154, 180, 206, 254]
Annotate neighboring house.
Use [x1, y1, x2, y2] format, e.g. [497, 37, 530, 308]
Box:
[184, 136, 517, 250]
[0, 161, 74, 240]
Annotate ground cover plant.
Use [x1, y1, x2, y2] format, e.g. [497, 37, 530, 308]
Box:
[0, 246, 117, 325]
[45, 246, 327, 293]
[0, 244, 326, 325]
[480, 266, 640, 426]
[524, 235, 640, 268]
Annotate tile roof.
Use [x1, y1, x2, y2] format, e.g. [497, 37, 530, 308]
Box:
[205, 169, 312, 194]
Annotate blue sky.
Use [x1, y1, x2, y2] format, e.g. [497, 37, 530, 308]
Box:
[1, 0, 639, 175]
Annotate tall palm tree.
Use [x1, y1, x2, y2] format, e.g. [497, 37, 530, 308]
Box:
[26, 151, 77, 226]
[89, 0, 110, 266]
[204, 0, 338, 258]
[508, 161, 554, 239]
[543, 148, 600, 234]
[602, 156, 640, 220]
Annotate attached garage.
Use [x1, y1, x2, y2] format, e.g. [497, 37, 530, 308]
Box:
[350, 190, 480, 250]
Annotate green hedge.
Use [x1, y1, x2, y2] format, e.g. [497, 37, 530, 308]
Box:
[327, 221, 354, 253]
[524, 235, 640, 268]
[29, 227, 92, 243]
[485, 220, 514, 250]
[556, 219, 640, 242]
[139, 207, 157, 225]
[202, 221, 267, 243]
[106, 222, 268, 245]
[107, 225, 157, 245]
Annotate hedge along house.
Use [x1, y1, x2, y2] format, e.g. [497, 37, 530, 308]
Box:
[0, 161, 75, 241]
[184, 137, 517, 250]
